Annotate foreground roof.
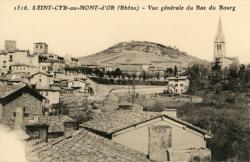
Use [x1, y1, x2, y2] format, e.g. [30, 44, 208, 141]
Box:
[0, 84, 26, 98]
[81, 110, 211, 137]
[82, 110, 158, 134]
[0, 119, 15, 129]
[25, 115, 74, 133]
[0, 84, 45, 101]
[26, 129, 152, 162]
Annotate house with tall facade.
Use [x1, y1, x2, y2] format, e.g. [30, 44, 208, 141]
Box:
[166, 76, 190, 94]
[36, 86, 60, 105]
[10, 63, 38, 74]
[64, 53, 79, 67]
[0, 40, 39, 75]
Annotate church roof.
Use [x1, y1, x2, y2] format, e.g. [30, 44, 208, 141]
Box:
[215, 17, 225, 43]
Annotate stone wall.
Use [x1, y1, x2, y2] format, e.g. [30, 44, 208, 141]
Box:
[3, 93, 43, 120]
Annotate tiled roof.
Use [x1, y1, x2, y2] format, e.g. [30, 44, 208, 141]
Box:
[0, 119, 15, 129]
[11, 63, 37, 68]
[0, 84, 45, 101]
[36, 86, 61, 91]
[0, 84, 26, 98]
[81, 110, 211, 136]
[82, 110, 159, 134]
[28, 71, 53, 78]
[25, 115, 74, 133]
[26, 129, 152, 162]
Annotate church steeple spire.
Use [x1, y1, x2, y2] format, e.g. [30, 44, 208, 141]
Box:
[215, 17, 225, 43]
[214, 17, 226, 60]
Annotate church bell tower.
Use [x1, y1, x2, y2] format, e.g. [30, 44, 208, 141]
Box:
[214, 17, 226, 60]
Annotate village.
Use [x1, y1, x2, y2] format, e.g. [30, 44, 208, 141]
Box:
[0, 18, 249, 162]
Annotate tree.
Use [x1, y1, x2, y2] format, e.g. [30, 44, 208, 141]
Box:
[174, 65, 178, 77]
[166, 68, 173, 77]
[114, 68, 122, 78]
[238, 64, 246, 89]
[214, 82, 223, 94]
[155, 71, 160, 81]
[131, 72, 137, 80]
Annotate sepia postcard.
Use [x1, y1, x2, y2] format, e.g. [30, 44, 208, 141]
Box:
[0, 0, 249, 162]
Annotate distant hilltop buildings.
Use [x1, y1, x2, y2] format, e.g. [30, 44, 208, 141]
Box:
[213, 17, 239, 69]
[0, 41, 79, 75]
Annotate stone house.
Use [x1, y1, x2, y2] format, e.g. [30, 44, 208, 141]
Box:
[39, 52, 65, 72]
[82, 110, 212, 162]
[38, 61, 52, 72]
[25, 115, 75, 139]
[0, 40, 39, 74]
[167, 76, 190, 94]
[28, 71, 54, 88]
[67, 79, 86, 92]
[64, 54, 79, 67]
[36, 86, 60, 105]
[0, 84, 45, 121]
[10, 63, 38, 74]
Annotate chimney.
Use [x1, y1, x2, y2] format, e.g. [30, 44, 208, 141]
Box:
[0, 103, 4, 120]
[25, 124, 49, 142]
[14, 107, 24, 130]
[64, 121, 79, 136]
[4, 40, 17, 52]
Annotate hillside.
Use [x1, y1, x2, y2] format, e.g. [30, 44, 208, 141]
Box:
[79, 41, 208, 68]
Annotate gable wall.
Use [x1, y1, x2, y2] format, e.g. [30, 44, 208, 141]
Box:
[30, 74, 53, 87]
[3, 92, 43, 120]
[112, 119, 206, 155]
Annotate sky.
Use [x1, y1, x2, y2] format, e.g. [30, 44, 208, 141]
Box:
[0, 0, 250, 63]
[0, 126, 27, 162]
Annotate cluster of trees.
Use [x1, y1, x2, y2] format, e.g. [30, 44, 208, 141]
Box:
[186, 62, 250, 93]
[178, 103, 250, 162]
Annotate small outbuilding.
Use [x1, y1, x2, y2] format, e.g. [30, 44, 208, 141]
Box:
[0, 84, 46, 121]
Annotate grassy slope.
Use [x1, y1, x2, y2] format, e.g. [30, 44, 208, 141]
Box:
[79, 41, 208, 68]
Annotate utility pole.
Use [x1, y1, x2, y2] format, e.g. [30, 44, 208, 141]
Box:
[83, 83, 89, 109]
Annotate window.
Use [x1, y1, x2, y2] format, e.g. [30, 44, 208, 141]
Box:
[9, 55, 13, 62]
[217, 44, 221, 50]
[45, 91, 48, 96]
[175, 84, 178, 87]
[36, 45, 39, 48]
[180, 84, 183, 87]
[40, 45, 43, 49]
[39, 79, 42, 82]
